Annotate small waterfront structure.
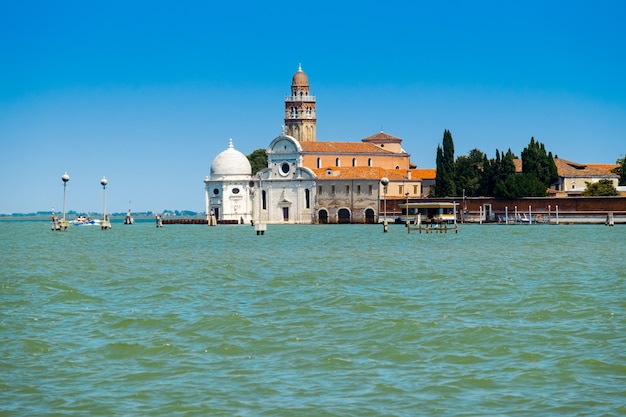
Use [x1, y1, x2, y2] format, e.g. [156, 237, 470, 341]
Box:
[400, 202, 459, 233]
[124, 206, 134, 225]
[51, 212, 61, 231]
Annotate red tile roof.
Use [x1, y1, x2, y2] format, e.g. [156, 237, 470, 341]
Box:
[313, 167, 414, 180]
[554, 158, 619, 178]
[585, 163, 619, 174]
[361, 131, 403, 143]
[412, 168, 436, 179]
[300, 141, 398, 154]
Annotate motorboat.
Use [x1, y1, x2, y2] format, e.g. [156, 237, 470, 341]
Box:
[72, 216, 101, 226]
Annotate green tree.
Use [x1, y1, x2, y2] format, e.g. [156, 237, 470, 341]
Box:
[582, 179, 619, 196]
[455, 148, 485, 197]
[520, 137, 558, 188]
[476, 149, 517, 197]
[247, 148, 267, 175]
[613, 156, 626, 186]
[494, 173, 548, 199]
[434, 130, 456, 197]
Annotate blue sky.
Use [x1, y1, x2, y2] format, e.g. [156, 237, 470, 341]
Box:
[1, 0, 625, 214]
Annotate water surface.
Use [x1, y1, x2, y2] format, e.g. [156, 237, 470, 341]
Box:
[1, 221, 624, 416]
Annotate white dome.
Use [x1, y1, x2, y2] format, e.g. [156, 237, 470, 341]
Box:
[210, 139, 252, 179]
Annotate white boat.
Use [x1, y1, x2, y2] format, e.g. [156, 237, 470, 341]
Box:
[72, 216, 101, 226]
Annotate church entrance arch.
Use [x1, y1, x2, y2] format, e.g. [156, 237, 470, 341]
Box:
[338, 208, 351, 224]
[318, 209, 329, 224]
[364, 208, 375, 224]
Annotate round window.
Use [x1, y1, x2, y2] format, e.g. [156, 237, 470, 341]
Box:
[213, 188, 219, 195]
[232, 188, 240, 194]
[281, 162, 290, 174]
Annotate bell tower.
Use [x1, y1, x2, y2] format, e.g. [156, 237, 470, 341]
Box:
[284, 64, 316, 142]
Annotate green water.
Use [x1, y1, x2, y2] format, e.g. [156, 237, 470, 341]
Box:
[1, 221, 625, 416]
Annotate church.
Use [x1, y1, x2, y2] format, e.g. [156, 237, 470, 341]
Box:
[204, 65, 426, 224]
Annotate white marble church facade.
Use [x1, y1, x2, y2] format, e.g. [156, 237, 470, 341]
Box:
[205, 135, 317, 225]
[254, 134, 317, 224]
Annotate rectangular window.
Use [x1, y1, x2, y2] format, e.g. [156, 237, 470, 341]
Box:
[282, 207, 289, 221]
[398, 185, 403, 194]
[357, 185, 361, 194]
[332, 185, 335, 194]
[346, 185, 350, 194]
[368, 185, 373, 195]
[318, 185, 322, 194]
[413, 185, 418, 194]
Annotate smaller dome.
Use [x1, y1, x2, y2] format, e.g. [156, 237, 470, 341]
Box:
[210, 139, 252, 179]
[292, 64, 309, 86]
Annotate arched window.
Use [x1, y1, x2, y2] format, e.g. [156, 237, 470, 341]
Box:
[338, 208, 351, 224]
[368, 158, 372, 167]
[305, 189, 310, 209]
[317, 157, 322, 168]
[335, 158, 340, 167]
[352, 158, 357, 167]
[262, 190, 267, 210]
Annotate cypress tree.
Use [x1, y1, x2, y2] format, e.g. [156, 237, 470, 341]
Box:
[435, 130, 456, 197]
[521, 137, 558, 190]
[434, 145, 445, 197]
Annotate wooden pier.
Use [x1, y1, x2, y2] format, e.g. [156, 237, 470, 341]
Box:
[161, 218, 240, 225]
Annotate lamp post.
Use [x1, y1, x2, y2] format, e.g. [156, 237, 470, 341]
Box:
[462, 188, 465, 224]
[100, 176, 111, 230]
[58, 172, 70, 230]
[204, 176, 211, 224]
[405, 192, 410, 233]
[381, 177, 389, 233]
[254, 173, 266, 235]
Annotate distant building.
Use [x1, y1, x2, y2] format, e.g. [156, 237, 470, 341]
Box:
[551, 158, 619, 196]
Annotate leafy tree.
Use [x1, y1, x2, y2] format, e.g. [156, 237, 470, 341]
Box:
[247, 149, 267, 174]
[455, 148, 485, 197]
[520, 137, 558, 188]
[476, 148, 517, 197]
[434, 130, 456, 197]
[582, 179, 619, 196]
[494, 173, 548, 199]
[613, 156, 626, 186]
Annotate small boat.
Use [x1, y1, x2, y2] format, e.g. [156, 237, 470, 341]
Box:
[72, 216, 101, 226]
